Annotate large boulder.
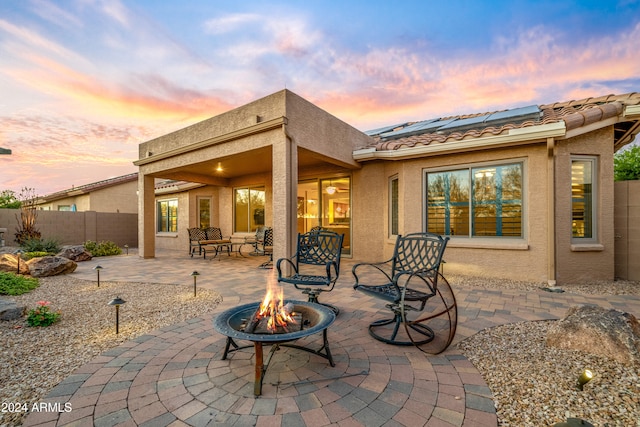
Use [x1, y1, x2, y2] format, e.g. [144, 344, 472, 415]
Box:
[27, 256, 77, 277]
[0, 253, 29, 274]
[546, 305, 640, 365]
[57, 245, 92, 262]
[0, 299, 26, 321]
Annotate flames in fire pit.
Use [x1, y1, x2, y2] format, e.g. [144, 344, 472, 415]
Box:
[246, 280, 302, 334]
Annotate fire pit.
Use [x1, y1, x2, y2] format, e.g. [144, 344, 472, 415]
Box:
[213, 300, 336, 395]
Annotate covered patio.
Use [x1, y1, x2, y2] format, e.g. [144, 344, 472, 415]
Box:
[21, 249, 639, 426]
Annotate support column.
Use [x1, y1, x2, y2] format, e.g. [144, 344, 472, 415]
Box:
[138, 173, 156, 258]
[272, 125, 297, 262]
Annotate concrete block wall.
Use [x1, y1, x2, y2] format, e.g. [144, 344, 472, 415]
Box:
[0, 209, 137, 247]
[614, 180, 640, 280]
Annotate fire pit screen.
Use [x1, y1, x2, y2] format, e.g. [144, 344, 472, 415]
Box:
[213, 300, 336, 395]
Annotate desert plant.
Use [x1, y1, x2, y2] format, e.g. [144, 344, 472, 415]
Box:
[23, 251, 50, 260]
[0, 272, 39, 295]
[84, 240, 122, 257]
[26, 301, 61, 327]
[14, 187, 41, 244]
[21, 237, 60, 254]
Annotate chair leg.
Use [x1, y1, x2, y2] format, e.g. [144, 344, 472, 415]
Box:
[368, 305, 434, 346]
[304, 290, 339, 316]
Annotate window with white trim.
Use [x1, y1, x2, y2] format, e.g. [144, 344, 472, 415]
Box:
[571, 157, 597, 240]
[157, 199, 178, 233]
[425, 162, 523, 237]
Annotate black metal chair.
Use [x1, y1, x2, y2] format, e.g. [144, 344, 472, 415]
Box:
[188, 228, 207, 256]
[256, 227, 273, 269]
[277, 230, 344, 314]
[352, 232, 457, 354]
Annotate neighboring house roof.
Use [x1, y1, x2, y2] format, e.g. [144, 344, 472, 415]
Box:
[40, 172, 139, 202]
[0, 147, 11, 154]
[359, 92, 640, 157]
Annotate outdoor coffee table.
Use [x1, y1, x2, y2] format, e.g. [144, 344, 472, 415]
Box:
[213, 301, 336, 395]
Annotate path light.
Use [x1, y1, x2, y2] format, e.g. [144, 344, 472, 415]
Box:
[108, 297, 126, 334]
[190, 271, 200, 297]
[16, 249, 23, 274]
[577, 369, 593, 391]
[124, 244, 129, 255]
[93, 265, 103, 287]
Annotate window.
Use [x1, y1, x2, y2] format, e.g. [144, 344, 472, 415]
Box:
[198, 197, 211, 228]
[389, 176, 399, 236]
[157, 199, 178, 233]
[426, 162, 523, 237]
[571, 157, 597, 240]
[234, 187, 265, 232]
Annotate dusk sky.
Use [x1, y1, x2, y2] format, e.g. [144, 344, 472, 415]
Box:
[1, 0, 639, 196]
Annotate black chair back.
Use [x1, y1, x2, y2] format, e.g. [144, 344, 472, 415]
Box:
[392, 233, 448, 280]
[296, 230, 343, 270]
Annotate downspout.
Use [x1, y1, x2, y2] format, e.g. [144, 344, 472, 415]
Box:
[546, 137, 556, 286]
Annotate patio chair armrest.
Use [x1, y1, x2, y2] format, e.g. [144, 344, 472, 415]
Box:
[325, 260, 339, 282]
[276, 257, 298, 278]
[351, 259, 394, 289]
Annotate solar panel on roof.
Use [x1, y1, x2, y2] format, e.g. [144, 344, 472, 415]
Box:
[381, 118, 456, 139]
[486, 105, 540, 122]
[438, 114, 490, 131]
[364, 123, 408, 136]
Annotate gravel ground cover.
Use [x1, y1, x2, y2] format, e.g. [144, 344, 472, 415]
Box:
[1, 272, 638, 426]
[453, 275, 640, 427]
[0, 276, 222, 427]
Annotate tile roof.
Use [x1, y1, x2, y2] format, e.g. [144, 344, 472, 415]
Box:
[42, 173, 139, 201]
[364, 92, 640, 152]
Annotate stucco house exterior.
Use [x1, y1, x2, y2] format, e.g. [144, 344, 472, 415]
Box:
[36, 173, 139, 213]
[134, 90, 640, 285]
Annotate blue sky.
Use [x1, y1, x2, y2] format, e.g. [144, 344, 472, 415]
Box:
[1, 0, 639, 195]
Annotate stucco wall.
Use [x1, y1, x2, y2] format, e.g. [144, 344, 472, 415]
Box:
[554, 127, 615, 283]
[354, 143, 553, 282]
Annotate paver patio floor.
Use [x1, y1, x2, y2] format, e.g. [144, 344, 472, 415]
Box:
[22, 249, 640, 427]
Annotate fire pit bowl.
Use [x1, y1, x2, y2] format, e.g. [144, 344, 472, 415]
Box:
[213, 300, 336, 395]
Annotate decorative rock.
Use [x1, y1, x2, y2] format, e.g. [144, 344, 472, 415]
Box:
[26, 256, 77, 277]
[57, 245, 92, 262]
[0, 253, 29, 274]
[0, 299, 26, 320]
[546, 305, 640, 365]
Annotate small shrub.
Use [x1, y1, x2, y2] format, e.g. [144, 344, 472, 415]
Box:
[84, 240, 122, 257]
[26, 301, 61, 327]
[23, 251, 50, 260]
[21, 237, 60, 254]
[0, 272, 39, 295]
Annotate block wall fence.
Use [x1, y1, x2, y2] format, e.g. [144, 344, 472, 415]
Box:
[0, 209, 137, 248]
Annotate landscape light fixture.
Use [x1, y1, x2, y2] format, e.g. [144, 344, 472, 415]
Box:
[108, 297, 126, 334]
[124, 244, 129, 255]
[93, 265, 103, 287]
[577, 369, 593, 391]
[16, 249, 23, 274]
[190, 271, 200, 297]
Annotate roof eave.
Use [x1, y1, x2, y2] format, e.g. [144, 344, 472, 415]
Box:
[353, 121, 566, 161]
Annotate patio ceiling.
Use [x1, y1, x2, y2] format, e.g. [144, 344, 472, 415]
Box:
[149, 146, 348, 186]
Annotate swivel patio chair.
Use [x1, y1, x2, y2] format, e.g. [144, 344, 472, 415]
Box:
[352, 232, 457, 354]
[277, 230, 344, 314]
[188, 228, 207, 257]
